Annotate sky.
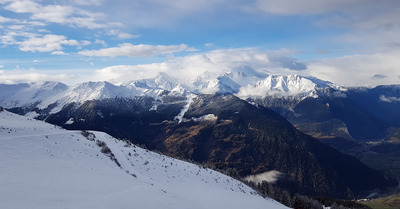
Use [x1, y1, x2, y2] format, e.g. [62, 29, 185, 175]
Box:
[0, 0, 400, 86]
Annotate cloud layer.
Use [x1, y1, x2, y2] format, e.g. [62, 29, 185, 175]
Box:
[1, 48, 399, 86]
[92, 48, 400, 87]
[0, 0, 399, 87]
[0, 69, 74, 84]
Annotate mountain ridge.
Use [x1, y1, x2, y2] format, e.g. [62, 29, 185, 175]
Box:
[0, 72, 340, 115]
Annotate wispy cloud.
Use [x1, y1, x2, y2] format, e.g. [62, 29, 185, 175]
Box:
[0, 0, 399, 88]
[307, 51, 400, 86]
[90, 48, 400, 87]
[380, 95, 400, 103]
[0, 68, 74, 84]
[51, 51, 68, 55]
[251, 0, 400, 52]
[0, 0, 146, 55]
[107, 30, 141, 39]
[78, 43, 196, 57]
[19, 34, 79, 52]
[1, 0, 112, 29]
[73, 0, 105, 6]
[0, 15, 14, 23]
[1, 47, 399, 86]
[91, 48, 307, 83]
[252, 0, 361, 15]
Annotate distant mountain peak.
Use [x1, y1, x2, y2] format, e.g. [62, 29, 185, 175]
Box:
[236, 74, 342, 99]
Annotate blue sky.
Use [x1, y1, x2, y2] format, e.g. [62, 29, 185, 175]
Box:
[1, 0, 400, 86]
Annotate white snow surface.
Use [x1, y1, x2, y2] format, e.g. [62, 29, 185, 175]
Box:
[0, 110, 289, 209]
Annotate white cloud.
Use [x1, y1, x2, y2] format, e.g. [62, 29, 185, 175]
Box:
[33, 59, 44, 63]
[51, 51, 68, 55]
[117, 33, 140, 39]
[8, 25, 26, 30]
[94, 39, 107, 47]
[91, 48, 400, 87]
[78, 43, 196, 57]
[0, 29, 90, 53]
[73, 0, 104, 6]
[0, 69, 74, 84]
[252, 0, 362, 15]
[307, 50, 400, 86]
[92, 48, 306, 84]
[92, 64, 168, 83]
[1, 30, 38, 46]
[1, 0, 119, 30]
[0, 15, 14, 23]
[1, 47, 399, 87]
[80, 40, 91, 46]
[107, 30, 140, 39]
[0, 1, 111, 54]
[61, 39, 79, 46]
[32, 5, 75, 24]
[100, 0, 230, 28]
[380, 95, 400, 103]
[251, 0, 400, 52]
[244, 170, 284, 184]
[19, 34, 79, 52]
[0, 34, 17, 45]
[3, 0, 41, 13]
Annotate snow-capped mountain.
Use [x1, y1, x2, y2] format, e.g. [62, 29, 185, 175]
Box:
[136, 72, 178, 90]
[237, 74, 341, 99]
[0, 110, 288, 209]
[198, 75, 241, 94]
[0, 72, 340, 118]
[188, 71, 262, 94]
[0, 81, 68, 109]
[0, 81, 137, 115]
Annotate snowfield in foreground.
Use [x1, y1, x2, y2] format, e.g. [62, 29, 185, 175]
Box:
[0, 110, 288, 209]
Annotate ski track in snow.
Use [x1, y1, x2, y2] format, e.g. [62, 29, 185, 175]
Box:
[174, 94, 195, 123]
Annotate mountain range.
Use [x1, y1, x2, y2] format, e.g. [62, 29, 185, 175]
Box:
[1, 71, 398, 142]
[1, 71, 399, 199]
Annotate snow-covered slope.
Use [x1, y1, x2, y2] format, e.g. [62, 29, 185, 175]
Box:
[0, 110, 289, 209]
